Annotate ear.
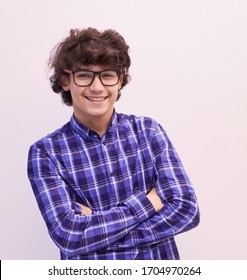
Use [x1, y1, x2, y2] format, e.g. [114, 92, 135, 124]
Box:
[61, 75, 70, 91]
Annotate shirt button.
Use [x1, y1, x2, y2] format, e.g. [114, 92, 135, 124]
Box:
[102, 141, 106, 145]
[110, 172, 115, 177]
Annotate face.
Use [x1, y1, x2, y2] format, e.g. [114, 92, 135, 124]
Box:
[62, 65, 123, 127]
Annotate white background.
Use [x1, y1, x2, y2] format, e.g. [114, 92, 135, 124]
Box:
[1, 0, 246, 259]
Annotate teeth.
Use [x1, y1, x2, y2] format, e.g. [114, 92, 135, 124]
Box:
[86, 97, 106, 102]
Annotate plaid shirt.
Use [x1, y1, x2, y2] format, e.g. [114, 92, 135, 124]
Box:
[27, 112, 200, 260]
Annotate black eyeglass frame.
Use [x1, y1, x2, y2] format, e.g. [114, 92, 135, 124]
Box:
[69, 68, 124, 87]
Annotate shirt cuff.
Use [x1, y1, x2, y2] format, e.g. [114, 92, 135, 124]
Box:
[125, 192, 156, 222]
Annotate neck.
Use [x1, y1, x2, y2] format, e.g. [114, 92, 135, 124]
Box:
[74, 110, 114, 137]
[85, 118, 109, 137]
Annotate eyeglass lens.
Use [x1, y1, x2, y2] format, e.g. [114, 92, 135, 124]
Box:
[73, 70, 119, 86]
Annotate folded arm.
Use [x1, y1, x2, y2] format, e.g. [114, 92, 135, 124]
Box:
[27, 144, 156, 257]
[78, 186, 164, 215]
[108, 124, 200, 248]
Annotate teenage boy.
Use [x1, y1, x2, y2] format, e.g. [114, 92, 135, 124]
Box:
[27, 28, 200, 260]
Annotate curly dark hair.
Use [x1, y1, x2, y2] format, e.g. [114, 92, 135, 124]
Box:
[48, 28, 131, 106]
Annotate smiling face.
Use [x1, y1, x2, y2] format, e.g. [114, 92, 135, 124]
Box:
[62, 65, 123, 134]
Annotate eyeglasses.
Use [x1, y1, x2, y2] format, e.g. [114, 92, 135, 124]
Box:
[65, 69, 123, 87]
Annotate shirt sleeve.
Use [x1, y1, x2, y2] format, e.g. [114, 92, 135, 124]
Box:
[115, 123, 200, 248]
[27, 144, 156, 257]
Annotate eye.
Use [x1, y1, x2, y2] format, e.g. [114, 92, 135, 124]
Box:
[76, 71, 93, 79]
[101, 71, 116, 79]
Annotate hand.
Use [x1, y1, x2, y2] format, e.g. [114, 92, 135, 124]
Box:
[146, 187, 165, 212]
[77, 203, 92, 216]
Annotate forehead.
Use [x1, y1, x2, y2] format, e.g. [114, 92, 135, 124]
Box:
[74, 64, 116, 71]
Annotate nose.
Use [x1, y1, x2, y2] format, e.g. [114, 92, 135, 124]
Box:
[89, 74, 104, 91]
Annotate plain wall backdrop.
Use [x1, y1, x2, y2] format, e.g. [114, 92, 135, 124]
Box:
[1, 0, 246, 259]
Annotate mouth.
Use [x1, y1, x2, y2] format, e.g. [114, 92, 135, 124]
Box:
[84, 96, 108, 102]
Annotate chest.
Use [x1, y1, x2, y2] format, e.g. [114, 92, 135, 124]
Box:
[56, 133, 156, 210]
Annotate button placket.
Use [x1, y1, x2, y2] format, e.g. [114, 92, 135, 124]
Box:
[100, 139, 116, 182]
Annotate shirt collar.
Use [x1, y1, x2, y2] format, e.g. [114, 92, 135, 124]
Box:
[69, 111, 118, 140]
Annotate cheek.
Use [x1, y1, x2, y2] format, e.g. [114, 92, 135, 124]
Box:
[111, 88, 120, 100]
[118, 75, 124, 89]
[70, 88, 83, 102]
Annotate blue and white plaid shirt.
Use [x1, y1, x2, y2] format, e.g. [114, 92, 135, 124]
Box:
[27, 111, 200, 260]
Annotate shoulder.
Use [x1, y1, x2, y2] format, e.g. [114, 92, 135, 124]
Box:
[29, 122, 71, 151]
[117, 113, 162, 136]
